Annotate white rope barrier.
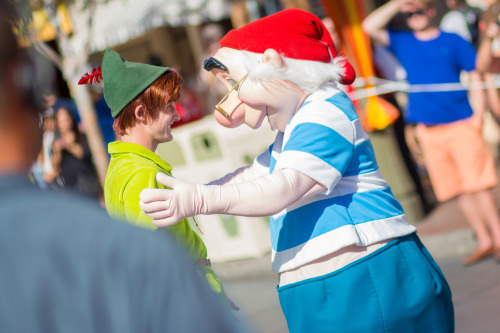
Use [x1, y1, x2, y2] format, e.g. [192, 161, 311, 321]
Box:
[349, 77, 500, 101]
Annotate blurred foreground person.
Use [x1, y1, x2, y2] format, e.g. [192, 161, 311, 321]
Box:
[0, 2, 250, 332]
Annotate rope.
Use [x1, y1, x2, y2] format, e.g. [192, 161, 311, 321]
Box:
[348, 76, 500, 101]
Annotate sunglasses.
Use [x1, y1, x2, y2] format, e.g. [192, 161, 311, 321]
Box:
[215, 74, 248, 118]
[405, 9, 426, 18]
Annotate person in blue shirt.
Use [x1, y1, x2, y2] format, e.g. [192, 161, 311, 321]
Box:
[139, 8, 454, 333]
[363, 0, 500, 266]
[89, 85, 116, 149]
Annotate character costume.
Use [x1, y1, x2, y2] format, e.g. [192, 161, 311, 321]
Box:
[139, 9, 455, 332]
[0, 175, 249, 332]
[79, 49, 227, 301]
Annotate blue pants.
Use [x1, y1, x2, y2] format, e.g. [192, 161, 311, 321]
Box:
[277, 233, 454, 333]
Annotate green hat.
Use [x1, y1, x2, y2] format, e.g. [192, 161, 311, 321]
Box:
[102, 49, 169, 117]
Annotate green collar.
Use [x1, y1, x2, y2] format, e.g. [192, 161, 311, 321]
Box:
[108, 141, 173, 173]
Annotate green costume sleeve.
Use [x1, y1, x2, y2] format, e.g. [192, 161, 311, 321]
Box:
[121, 167, 207, 259]
[121, 168, 228, 300]
[122, 166, 162, 230]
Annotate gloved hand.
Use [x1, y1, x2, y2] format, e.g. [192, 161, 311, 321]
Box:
[139, 173, 206, 227]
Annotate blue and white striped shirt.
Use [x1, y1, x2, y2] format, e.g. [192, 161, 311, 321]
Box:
[257, 84, 416, 272]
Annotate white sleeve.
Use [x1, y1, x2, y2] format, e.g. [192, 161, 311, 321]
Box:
[139, 169, 326, 226]
[202, 168, 326, 216]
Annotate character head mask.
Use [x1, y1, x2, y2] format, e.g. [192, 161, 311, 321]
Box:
[205, 9, 356, 129]
[219, 8, 355, 85]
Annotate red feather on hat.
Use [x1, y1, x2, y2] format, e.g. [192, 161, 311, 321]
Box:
[78, 66, 103, 85]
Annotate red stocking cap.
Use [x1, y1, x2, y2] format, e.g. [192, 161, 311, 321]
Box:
[220, 8, 355, 85]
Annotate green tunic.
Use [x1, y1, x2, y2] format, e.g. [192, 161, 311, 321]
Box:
[104, 141, 225, 295]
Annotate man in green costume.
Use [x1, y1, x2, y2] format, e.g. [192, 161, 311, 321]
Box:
[80, 49, 234, 308]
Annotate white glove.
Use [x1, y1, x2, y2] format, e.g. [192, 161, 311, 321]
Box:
[139, 173, 207, 227]
[139, 169, 325, 227]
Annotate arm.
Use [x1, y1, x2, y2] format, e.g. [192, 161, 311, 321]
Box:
[404, 124, 424, 167]
[122, 168, 166, 229]
[362, 0, 418, 46]
[476, 22, 500, 72]
[139, 169, 326, 227]
[65, 141, 85, 159]
[50, 139, 63, 175]
[62, 132, 86, 159]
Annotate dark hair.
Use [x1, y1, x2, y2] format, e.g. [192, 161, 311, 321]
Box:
[112, 69, 183, 136]
[55, 107, 83, 143]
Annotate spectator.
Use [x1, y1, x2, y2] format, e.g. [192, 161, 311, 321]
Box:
[477, 12, 500, 73]
[31, 108, 56, 190]
[0, 2, 250, 332]
[440, 0, 482, 47]
[363, 0, 500, 265]
[441, 0, 500, 147]
[89, 83, 116, 147]
[50, 106, 101, 200]
[43, 91, 81, 125]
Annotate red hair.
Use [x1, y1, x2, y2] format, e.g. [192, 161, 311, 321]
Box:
[113, 69, 183, 136]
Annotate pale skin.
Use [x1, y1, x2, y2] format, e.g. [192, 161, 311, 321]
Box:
[476, 22, 500, 73]
[120, 103, 180, 152]
[475, 22, 500, 124]
[363, 0, 500, 260]
[139, 48, 326, 227]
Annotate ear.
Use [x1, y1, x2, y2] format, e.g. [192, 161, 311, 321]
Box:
[262, 49, 286, 69]
[134, 105, 146, 122]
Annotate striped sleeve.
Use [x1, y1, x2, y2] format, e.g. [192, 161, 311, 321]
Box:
[274, 101, 354, 194]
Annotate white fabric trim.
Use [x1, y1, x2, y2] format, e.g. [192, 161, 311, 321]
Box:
[278, 238, 394, 287]
[284, 101, 354, 145]
[353, 118, 370, 145]
[271, 215, 416, 272]
[303, 82, 342, 102]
